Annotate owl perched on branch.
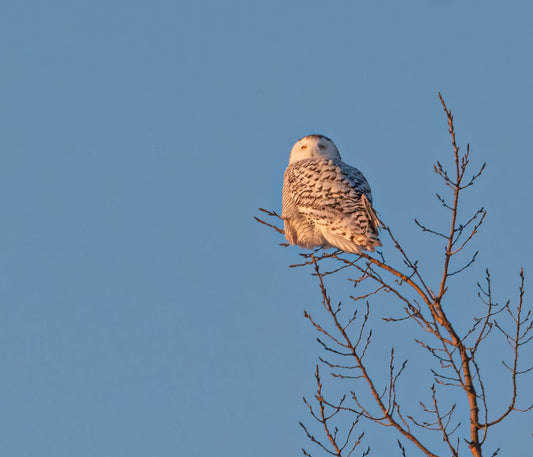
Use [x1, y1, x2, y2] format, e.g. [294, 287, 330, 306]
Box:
[282, 134, 381, 254]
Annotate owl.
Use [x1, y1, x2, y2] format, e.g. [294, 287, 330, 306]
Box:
[282, 134, 381, 254]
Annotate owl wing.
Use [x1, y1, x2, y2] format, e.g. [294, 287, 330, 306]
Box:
[339, 161, 380, 232]
[282, 163, 333, 249]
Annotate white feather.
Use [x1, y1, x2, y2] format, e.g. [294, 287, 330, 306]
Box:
[282, 134, 381, 254]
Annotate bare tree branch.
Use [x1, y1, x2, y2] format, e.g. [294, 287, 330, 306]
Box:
[256, 94, 532, 457]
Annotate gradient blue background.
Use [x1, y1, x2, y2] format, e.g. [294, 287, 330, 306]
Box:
[1, 1, 532, 456]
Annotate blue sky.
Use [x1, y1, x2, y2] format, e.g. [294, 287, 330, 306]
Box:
[1, 1, 532, 456]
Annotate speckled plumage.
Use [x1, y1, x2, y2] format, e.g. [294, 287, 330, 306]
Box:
[282, 135, 381, 254]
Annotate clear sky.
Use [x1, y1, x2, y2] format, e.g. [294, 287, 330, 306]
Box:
[1, 1, 532, 456]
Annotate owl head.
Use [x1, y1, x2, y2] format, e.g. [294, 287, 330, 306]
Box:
[288, 134, 341, 164]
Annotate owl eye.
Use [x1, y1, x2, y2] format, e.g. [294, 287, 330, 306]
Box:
[319, 144, 326, 150]
[301, 145, 307, 150]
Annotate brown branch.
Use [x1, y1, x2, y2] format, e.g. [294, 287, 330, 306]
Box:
[311, 256, 440, 457]
[254, 213, 285, 235]
[482, 269, 533, 427]
[437, 93, 483, 456]
[301, 366, 367, 457]
[431, 385, 460, 456]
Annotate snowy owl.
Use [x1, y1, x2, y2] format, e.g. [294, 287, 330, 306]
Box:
[282, 134, 381, 254]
